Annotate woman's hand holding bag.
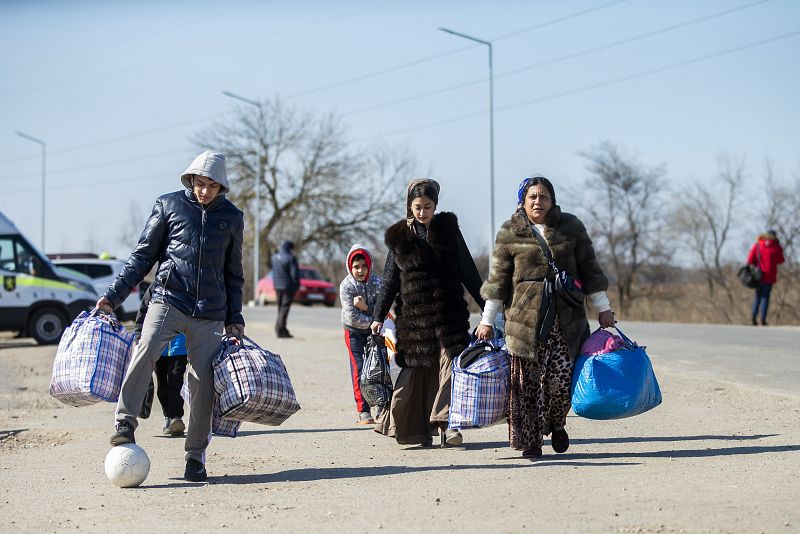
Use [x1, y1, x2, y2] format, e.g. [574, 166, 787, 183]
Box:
[598, 310, 615, 328]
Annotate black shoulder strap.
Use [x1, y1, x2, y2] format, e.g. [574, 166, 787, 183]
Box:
[528, 223, 558, 273]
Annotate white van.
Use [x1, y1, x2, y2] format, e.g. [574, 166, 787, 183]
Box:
[0, 211, 97, 344]
[51, 258, 141, 321]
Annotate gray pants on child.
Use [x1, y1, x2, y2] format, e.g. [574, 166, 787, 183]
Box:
[115, 302, 224, 463]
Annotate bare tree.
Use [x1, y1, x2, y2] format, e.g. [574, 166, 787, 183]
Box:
[578, 141, 669, 315]
[192, 97, 415, 297]
[762, 160, 799, 266]
[675, 153, 745, 322]
[118, 201, 147, 253]
[760, 160, 800, 322]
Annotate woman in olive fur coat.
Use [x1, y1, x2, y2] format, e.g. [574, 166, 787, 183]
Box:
[476, 176, 615, 458]
[371, 178, 485, 447]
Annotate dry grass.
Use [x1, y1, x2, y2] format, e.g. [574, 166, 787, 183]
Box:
[623, 274, 799, 325]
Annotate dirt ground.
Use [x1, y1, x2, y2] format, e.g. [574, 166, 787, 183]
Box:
[1, 310, 798, 533]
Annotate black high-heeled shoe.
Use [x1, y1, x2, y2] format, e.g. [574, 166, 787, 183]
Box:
[440, 428, 463, 447]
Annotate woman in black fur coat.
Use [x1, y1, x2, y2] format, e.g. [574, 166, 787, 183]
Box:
[371, 178, 484, 447]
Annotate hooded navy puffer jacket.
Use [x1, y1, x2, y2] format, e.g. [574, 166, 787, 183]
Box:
[104, 189, 245, 326]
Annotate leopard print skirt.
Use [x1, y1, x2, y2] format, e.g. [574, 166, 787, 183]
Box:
[509, 317, 573, 450]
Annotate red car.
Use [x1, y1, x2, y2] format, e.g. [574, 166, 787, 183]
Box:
[257, 265, 337, 307]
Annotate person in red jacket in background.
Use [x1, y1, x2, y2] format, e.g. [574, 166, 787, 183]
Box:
[747, 229, 785, 326]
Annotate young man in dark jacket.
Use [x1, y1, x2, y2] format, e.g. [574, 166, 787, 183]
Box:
[96, 150, 245, 482]
[271, 240, 299, 338]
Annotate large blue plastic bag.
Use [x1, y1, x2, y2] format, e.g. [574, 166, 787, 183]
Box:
[570, 327, 661, 420]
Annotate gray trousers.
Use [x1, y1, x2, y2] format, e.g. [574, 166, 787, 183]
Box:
[115, 302, 224, 463]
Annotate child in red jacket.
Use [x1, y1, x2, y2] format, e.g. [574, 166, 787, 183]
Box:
[747, 229, 785, 326]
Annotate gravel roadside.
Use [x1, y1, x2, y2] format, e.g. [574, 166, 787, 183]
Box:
[1, 312, 798, 533]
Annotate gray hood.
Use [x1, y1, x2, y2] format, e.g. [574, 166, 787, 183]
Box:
[180, 151, 230, 193]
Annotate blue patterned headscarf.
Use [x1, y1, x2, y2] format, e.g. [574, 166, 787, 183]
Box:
[517, 174, 552, 205]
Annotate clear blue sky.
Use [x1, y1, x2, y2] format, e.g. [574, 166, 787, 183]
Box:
[1, 0, 798, 260]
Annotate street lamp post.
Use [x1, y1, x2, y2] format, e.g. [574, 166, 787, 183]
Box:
[15, 131, 46, 251]
[439, 27, 496, 245]
[222, 91, 263, 305]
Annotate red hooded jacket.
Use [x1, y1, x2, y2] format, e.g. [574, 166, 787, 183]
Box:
[746, 235, 785, 284]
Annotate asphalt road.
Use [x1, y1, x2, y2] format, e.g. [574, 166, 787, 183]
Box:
[2, 304, 795, 397]
[243, 304, 799, 397]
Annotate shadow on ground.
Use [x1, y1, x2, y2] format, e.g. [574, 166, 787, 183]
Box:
[462, 434, 778, 451]
[136, 461, 639, 489]
[549, 444, 800, 461]
[133, 435, 795, 488]
[0, 429, 28, 440]
[234, 426, 375, 437]
[208, 462, 637, 485]
[0, 341, 37, 350]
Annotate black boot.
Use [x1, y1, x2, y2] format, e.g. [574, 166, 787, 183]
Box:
[551, 428, 570, 453]
[522, 445, 543, 458]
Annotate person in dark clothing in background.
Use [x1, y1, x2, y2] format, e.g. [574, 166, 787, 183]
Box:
[272, 240, 300, 338]
[136, 283, 188, 437]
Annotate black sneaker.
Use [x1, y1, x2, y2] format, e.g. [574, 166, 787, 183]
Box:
[110, 421, 135, 446]
[184, 458, 207, 482]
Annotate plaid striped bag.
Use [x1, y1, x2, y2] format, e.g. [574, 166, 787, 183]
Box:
[180, 368, 241, 438]
[49, 309, 135, 407]
[214, 336, 300, 426]
[449, 338, 510, 430]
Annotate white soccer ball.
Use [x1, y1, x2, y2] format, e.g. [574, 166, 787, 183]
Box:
[104, 444, 150, 488]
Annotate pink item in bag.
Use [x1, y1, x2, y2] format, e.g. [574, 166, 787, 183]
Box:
[581, 328, 625, 356]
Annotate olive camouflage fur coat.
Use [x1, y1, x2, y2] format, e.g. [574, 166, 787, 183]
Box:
[481, 206, 608, 363]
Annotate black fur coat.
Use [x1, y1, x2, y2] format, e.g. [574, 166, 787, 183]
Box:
[376, 212, 483, 367]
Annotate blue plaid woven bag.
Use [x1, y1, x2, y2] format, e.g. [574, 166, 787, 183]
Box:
[49, 309, 135, 407]
[449, 338, 510, 430]
[181, 368, 241, 438]
[213, 336, 300, 426]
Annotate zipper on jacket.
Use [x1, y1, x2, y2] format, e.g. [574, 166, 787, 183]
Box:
[193, 208, 207, 316]
[161, 262, 174, 300]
